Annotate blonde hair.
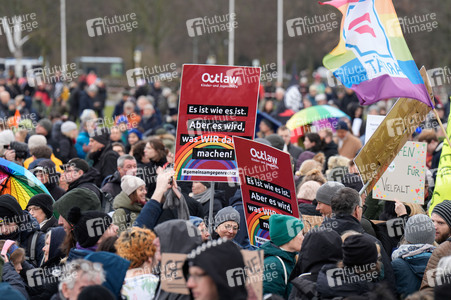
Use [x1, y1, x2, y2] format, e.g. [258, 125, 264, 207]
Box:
[295, 159, 322, 177]
[328, 155, 350, 171]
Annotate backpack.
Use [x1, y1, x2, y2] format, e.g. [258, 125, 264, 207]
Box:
[25, 231, 44, 267]
[92, 184, 115, 214]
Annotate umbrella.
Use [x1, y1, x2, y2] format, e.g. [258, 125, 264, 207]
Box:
[286, 105, 350, 130]
[0, 158, 52, 209]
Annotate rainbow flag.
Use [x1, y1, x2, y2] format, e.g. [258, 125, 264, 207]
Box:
[321, 0, 433, 107]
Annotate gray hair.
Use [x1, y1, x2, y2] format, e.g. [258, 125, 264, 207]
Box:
[59, 259, 105, 298]
[117, 154, 136, 167]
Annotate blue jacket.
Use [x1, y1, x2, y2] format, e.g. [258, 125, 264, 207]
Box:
[134, 199, 163, 230]
[391, 252, 432, 298]
[75, 131, 90, 159]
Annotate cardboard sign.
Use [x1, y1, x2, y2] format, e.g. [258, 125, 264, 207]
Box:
[364, 115, 385, 145]
[354, 67, 433, 195]
[233, 136, 300, 247]
[160, 250, 263, 300]
[160, 253, 189, 295]
[373, 141, 427, 204]
[175, 64, 261, 182]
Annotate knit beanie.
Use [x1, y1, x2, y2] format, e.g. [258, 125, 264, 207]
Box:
[120, 175, 146, 196]
[90, 127, 110, 145]
[297, 181, 321, 201]
[53, 188, 101, 221]
[0, 195, 23, 224]
[67, 207, 112, 248]
[342, 234, 378, 267]
[200, 182, 211, 189]
[77, 285, 115, 300]
[61, 121, 77, 134]
[183, 239, 247, 300]
[66, 158, 89, 173]
[38, 119, 53, 134]
[269, 214, 304, 247]
[214, 206, 240, 230]
[316, 181, 345, 206]
[127, 128, 143, 140]
[189, 216, 203, 227]
[28, 135, 47, 150]
[403, 214, 435, 245]
[432, 200, 451, 229]
[265, 134, 285, 151]
[26, 194, 54, 219]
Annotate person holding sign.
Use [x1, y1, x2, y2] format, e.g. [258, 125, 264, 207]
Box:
[261, 214, 304, 299]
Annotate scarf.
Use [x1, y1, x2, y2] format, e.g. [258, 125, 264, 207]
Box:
[75, 242, 98, 252]
[163, 187, 190, 220]
[391, 243, 436, 260]
[190, 188, 211, 205]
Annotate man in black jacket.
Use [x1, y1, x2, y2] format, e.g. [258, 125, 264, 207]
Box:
[63, 158, 102, 201]
[101, 154, 137, 198]
[88, 127, 119, 186]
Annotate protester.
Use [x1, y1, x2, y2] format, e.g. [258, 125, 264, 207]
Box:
[189, 216, 210, 242]
[297, 180, 321, 216]
[112, 175, 147, 232]
[212, 206, 240, 242]
[315, 181, 344, 217]
[59, 121, 78, 163]
[89, 127, 119, 185]
[115, 227, 159, 299]
[26, 194, 58, 232]
[430, 200, 451, 244]
[336, 120, 362, 160]
[183, 239, 247, 300]
[125, 128, 142, 154]
[101, 155, 138, 198]
[261, 214, 304, 298]
[391, 214, 436, 298]
[32, 159, 65, 200]
[189, 182, 223, 218]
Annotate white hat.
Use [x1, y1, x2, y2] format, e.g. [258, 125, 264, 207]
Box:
[121, 175, 146, 196]
[61, 121, 78, 134]
[28, 134, 47, 149]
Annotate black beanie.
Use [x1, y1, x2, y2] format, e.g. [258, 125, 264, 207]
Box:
[77, 285, 115, 300]
[432, 200, 451, 229]
[67, 207, 113, 248]
[27, 194, 54, 219]
[89, 128, 110, 145]
[183, 239, 247, 300]
[342, 234, 378, 267]
[0, 195, 23, 224]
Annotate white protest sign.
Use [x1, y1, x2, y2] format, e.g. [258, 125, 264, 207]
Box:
[364, 115, 385, 144]
[373, 141, 427, 204]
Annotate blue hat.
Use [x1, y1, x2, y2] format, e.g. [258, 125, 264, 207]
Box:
[127, 128, 143, 140]
[189, 216, 204, 227]
[337, 121, 349, 131]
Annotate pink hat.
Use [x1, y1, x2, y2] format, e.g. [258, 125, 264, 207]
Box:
[297, 180, 321, 201]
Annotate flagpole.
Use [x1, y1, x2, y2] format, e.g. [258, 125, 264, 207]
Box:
[432, 108, 451, 147]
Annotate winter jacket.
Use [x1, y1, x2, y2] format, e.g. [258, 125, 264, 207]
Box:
[67, 168, 102, 200]
[0, 282, 27, 300]
[322, 141, 339, 167]
[229, 189, 256, 250]
[134, 199, 163, 230]
[420, 240, 451, 294]
[298, 201, 321, 216]
[2, 262, 29, 299]
[58, 136, 77, 164]
[75, 131, 90, 159]
[101, 170, 122, 199]
[321, 215, 397, 293]
[39, 216, 58, 233]
[45, 183, 65, 201]
[112, 191, 143, 233]
[392, 251, 432, 298]
[260, 241, 298, 299]
[90, 143, 119, 186]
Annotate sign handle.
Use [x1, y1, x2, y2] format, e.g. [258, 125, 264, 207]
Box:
[208, 182, 215, 235]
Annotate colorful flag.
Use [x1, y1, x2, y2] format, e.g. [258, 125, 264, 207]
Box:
[321, 0, 433, 107]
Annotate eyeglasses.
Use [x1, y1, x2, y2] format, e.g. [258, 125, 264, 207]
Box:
[188, 272, 208, 282]
[223, 224, 239, 231]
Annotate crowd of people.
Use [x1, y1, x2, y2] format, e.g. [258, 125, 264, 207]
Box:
[0, 69, 449, 300]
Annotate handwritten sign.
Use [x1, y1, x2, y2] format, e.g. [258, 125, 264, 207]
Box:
[364, 115, 385, 145]
[373, 141, 427, 204]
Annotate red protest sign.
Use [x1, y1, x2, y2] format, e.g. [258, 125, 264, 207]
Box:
[175, 64, 260, 182]
[233, 136, 299, 247]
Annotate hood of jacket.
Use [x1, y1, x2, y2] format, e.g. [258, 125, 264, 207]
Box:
[260, 241, 297, 262]
[85, 251, 130, 299]
[107, 170, 122, 184]
[69, 167, 100, 189]
[112, 191, 143, 212]
[290, 228, 343, 281]
[228, 189, 242, 207]
[18, 210, 40, 242]
[154, 219, 202, 254]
